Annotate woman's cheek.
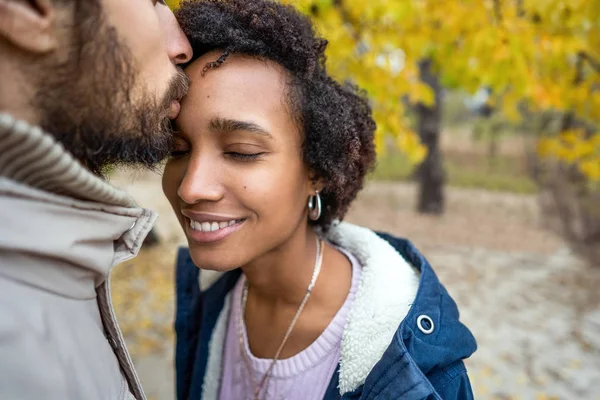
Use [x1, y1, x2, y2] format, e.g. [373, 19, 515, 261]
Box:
[249, 163, 306, 220]
[237, 168, 280, 213]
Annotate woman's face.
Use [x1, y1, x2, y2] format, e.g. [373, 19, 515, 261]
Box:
[162, 52, 314, 271]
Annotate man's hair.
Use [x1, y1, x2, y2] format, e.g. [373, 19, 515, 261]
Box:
[176, 0, 376, 230]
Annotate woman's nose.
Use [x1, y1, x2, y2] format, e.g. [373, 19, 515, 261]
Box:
[176, 157, 225, 204]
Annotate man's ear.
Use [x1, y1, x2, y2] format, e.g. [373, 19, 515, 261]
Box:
[0, 0, 58, 54]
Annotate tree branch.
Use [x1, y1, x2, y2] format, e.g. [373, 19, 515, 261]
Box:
[574, 51, 584, 85]
[332, 0, 362, 41]
[493, 0, 503, 23]
[516, 0, 525, 17]
[578, 51, 600, 75]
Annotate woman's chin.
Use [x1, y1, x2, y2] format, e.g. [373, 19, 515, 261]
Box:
[189, 253, 240, 272]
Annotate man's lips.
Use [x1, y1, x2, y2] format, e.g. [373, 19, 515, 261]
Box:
[167, 100, 181, 119]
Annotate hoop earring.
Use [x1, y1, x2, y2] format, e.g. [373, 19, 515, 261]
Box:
[308, 190, 322, 221]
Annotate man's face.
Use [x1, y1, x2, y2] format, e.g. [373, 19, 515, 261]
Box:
[15, 0, 192, 175]
[102, 0, 191, 120]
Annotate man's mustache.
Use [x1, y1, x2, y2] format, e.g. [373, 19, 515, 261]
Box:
[166, 67, 191, 106]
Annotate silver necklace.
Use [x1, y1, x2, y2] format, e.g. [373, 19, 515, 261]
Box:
[239, 237, 324, 400]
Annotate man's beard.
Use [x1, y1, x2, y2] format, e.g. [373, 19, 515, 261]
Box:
[33, 5, 189, 177]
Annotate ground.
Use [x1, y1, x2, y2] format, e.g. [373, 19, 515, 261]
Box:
[109, 169, 600, 400]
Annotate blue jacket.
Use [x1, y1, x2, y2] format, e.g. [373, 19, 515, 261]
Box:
[174, 223, 477, 400]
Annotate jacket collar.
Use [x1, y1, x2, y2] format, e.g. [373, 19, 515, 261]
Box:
[381, 233, 478, 375]
[325, 223, 421, 394]
[356, 233, 477, 399]
[0, 114, 157, 298]
[0, 113, 137, 207]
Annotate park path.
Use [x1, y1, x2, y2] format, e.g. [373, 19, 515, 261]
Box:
[110, 170, 600, 400]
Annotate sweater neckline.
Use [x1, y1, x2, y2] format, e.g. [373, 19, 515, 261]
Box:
[234, 245, 362, 378]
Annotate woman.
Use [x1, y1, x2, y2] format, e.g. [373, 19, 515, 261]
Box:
[162, 1, 477, 399]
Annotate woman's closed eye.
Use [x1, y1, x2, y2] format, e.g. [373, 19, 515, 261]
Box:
[225, 152, 266, 161]
[224, 143, 268, 161]
[170, 138, 190, 159]
[170, 149, 189, 159]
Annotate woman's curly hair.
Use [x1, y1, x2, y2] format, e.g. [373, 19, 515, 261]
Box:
[176, 0, 376, 230]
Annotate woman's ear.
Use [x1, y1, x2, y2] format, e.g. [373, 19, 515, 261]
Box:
[307, 174, 325, 195]
[0, 0, 58, 54]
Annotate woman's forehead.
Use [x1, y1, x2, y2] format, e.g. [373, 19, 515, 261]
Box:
[187, 52, 288, 93]
[179, 54, 300, 139]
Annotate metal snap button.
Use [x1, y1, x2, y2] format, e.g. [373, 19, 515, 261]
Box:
[417, 315, 434, 334]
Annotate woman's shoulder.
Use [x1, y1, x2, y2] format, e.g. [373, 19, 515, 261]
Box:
[326, 223, 477, 397]
[326, 223, 470, 332]
[324, 222, 427, 274]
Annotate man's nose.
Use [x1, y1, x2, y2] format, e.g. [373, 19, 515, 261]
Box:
[159, 5, 193, 65]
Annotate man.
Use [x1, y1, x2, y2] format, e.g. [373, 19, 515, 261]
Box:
[0, 0, 192, 398]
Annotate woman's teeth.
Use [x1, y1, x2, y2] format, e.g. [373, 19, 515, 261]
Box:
[189, 219, 240, 232]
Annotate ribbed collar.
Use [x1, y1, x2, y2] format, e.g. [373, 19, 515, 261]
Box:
[0, 113, 157, 298]
[0, 112, 136, 207]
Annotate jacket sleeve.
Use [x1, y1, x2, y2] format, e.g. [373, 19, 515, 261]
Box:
[427, 361, 475, 400]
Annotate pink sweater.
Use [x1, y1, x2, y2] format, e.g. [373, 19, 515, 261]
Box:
[218, 246, 362, 400]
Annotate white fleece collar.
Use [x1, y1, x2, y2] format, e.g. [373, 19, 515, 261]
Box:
[200, 222, 420, 396]
[326, 222, 420, 393]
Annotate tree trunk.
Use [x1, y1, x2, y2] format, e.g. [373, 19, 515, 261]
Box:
[415, 59, 445, 214]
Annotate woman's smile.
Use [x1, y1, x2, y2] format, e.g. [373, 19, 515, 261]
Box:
[182, 211, 247, 244]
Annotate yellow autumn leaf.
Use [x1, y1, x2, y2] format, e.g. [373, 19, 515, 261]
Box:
[537, 138, 559, 158]
[579, 160, 600, 181]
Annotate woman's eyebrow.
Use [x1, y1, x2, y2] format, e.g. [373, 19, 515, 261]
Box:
[209, 117, 273, 139]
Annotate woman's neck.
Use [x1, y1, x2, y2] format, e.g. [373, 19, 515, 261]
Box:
[241, 226, 319, 307]
[239, 225, 353, 359]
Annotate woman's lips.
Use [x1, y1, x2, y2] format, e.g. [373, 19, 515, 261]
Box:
[184, 217, 245, 244]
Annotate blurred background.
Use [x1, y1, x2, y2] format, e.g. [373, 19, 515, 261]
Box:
[110, 1, 600, 399]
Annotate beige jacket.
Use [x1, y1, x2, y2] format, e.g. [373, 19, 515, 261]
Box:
[0, 114, 156, 400]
